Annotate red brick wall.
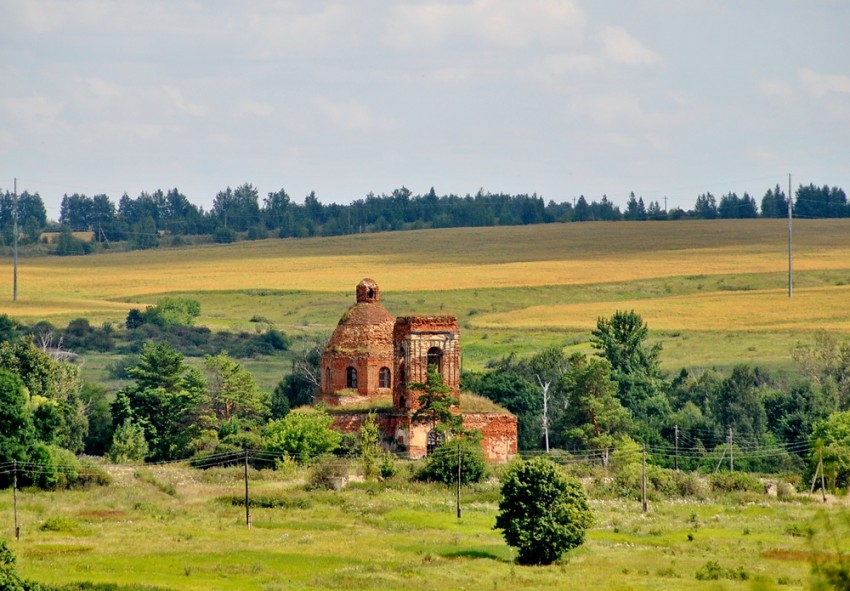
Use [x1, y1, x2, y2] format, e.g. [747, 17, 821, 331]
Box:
[463, 413, 518, 463]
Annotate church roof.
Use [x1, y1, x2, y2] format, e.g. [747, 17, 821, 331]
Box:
[325, 279, 395, 354]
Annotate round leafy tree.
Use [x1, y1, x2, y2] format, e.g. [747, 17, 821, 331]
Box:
[495, 456, 592, 565]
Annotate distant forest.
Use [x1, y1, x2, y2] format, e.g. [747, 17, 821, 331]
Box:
[0, 182, 847, 254]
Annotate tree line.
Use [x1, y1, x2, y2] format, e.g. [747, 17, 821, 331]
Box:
[4, 299, 850, 494]
[0, 182, 847, 253]
[464, 311, 850, 488]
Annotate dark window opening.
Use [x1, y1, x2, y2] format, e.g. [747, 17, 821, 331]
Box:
[346, 366, 358, 388]
[427, 347, 444, 373]
[379, 367, 391, 388]
[427, 429, 445, 455]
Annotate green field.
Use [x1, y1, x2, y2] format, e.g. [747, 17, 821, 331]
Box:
[3, 219, 850, 375]
[4, 463, 846, 591]
[4, 220, 850, 589]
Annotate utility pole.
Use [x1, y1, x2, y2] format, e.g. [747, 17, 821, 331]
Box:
[243, 449, 251, 528]
[456, 443, 462, 520]
[664, 195, 668, 213]
[820, 446, 827, 503]
[13, 177, 19, 302]
[674, 425, 679, 471]
[641, 445, 648, 513]
[728, 428, 734, 472]
[13, 460, 20, 541]
[788, 173, 793, 298]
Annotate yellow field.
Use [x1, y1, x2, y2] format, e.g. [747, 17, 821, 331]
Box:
[475, 285, 850, 332]
[1, 219, 849, 347]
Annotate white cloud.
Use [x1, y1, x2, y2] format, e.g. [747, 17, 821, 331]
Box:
[235, 100, 275, 118]
[599, 26, 660, 65]
[798, 67, 850, 98]
[0, 93, 64, 126]
[385, 0, 586, 49]
[87, 77, 124, 100]
[313, 96, 396, 134]
[94, 121, 171, 141]
[162, 86, 207, 118]
[242, 3, 359, 59]
[565, 91, 649, 126]
[757, 77, 793, 97]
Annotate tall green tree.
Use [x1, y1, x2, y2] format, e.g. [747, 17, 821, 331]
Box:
[591, 310, 665, 417]
[693, 193, 717, 218]
[0, 369, 34, 488]
[411, 365, 461, 435]
[203, 352, 269, 423]
[111, 341, 206, 460]
[128, 214, 159, 250]
[560, 353, 630, 464]
[760, 184, 788, 218]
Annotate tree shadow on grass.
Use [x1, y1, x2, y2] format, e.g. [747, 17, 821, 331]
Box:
[440, 549, 510, 562]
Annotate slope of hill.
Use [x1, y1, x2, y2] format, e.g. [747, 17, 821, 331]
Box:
[2, 218, 849, 371]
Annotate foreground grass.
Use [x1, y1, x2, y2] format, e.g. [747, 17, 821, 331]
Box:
[3, 464, 847, 590]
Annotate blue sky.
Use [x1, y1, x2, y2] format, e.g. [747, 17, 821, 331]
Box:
[1, 0, 848, 219]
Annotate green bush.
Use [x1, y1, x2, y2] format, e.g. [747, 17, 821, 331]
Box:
[708, 471, 764, 493]
[263, 407, 342, 464]
[221, 494, 312, 510]
[695, 560, 748, 581]
[495, 456, 593, 565]
[39, 516, 80, 533]
[309, 456, 350, 490]
[415, 439, 487, 485]
[0, 538, 41, 590]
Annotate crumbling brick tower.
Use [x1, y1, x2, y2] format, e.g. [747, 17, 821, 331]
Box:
[393, 315, 460, 457]
[318, 278, 394, 406]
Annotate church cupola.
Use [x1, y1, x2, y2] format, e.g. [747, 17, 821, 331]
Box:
[356, 278, 380, 303]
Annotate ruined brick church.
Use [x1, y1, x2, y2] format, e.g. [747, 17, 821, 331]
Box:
[319, 278, 517, 462]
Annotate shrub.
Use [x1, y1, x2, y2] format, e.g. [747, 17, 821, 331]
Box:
[0, 538, 40, 590]
[263, 407, 342, 464]
[379, 452, 398, 480]
[39, 516, 79, 533]
[309, 456, 350, 490]
[708, 471, 763, 493]
[495, 456, 593, 565]
[222, 494, 312, 510]
[695, 560, 748, 581]
[213, 226, 236, 244]
[108, 420, 148, 464]
[416, 438, 487, 485]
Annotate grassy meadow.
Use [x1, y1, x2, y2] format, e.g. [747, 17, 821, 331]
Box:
[4, 463, 847, 591]
[2, 218, 850, 373]
[3, 219, 850, 590]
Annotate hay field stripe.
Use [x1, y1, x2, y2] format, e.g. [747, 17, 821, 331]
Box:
[472, 285, 850, 332]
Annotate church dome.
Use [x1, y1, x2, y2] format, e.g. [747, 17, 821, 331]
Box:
[325, 279, 395, 354]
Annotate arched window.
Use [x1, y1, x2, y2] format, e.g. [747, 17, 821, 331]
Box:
[379, 367, 391, 388]
[346, 366, 358, 388]
[427, 429, 445, 455]
[427, 347, 444, 373]
[325, 367, 331, 389]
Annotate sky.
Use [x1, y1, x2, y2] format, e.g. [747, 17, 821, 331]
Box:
[1, 0, 849, 220]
